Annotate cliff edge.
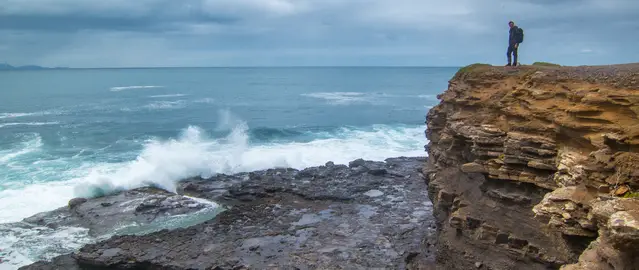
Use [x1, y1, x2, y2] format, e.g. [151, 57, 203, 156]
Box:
[425, 63, 639, 270]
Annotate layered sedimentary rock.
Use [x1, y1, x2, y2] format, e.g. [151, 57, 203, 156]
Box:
[424, 63, 639, 269]
[21, 157, 437, 270]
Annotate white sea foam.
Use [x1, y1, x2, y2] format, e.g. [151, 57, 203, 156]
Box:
[73, 116, 426, 198]
[302, 92, 438, 105]
[0, 191, 221, 268]
[0, 113, 37, 119]
[193, 98, 215, 104]
[418, 94, 438, 100]
[149, 94, 188, 98]
[0, 111, 59, 119]
[0, 179, 82, 223]
[126, 98, 213, 112]
[302, 92, 369, 105]
[143, 100, 187, 110]
[110, 85, 164, 92]
[0, 122, 59, 129]
[0, 134, 43, 164]
[0, 225, 92, 269]
[0, 112, 426, 223]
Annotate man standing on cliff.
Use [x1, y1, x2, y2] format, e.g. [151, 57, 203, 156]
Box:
[506, 21, 524, 66]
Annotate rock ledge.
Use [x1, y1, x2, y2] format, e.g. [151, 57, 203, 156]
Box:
[21, 157, 436, 270]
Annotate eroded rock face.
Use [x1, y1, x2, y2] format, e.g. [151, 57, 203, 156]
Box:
[21, 157, 437, 270]
[425, 64, 639, 269]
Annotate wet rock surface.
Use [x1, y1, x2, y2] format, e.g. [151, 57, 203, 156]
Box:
[21, 157, 436, 270]
[1, 187, 217, 268]
[20, 187, 215, 237]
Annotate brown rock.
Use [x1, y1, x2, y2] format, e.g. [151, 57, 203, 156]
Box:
[425, 63, 639, 270]
[608, 210, 639, 250]
[461, 162, 487, 173]
[613, 185, 630, 196]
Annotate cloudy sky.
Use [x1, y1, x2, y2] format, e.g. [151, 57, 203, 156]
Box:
[0, 0, 637, 68]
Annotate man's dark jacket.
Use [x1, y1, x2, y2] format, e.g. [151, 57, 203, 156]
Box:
[509, 26, 521, 45]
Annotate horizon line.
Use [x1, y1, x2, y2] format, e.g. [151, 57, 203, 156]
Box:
[1, 65, 463, 70]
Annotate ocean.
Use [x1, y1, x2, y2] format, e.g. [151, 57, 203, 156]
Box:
[0, 67, 455, 267]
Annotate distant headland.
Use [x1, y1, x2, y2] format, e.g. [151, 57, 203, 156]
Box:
[0, 63, 69, 70]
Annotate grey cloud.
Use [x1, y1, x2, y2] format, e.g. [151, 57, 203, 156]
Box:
[0, 13, 238, 32]
[0, 0, 243, 32]
[0, 15, 158, 32]
[0, 0, 304, 31]
[0, 0, 637, 67]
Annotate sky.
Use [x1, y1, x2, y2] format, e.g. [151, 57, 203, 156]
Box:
[0, 0, 638, 68]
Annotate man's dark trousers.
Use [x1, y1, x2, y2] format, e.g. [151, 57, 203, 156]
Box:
[507, 43, 518, 65]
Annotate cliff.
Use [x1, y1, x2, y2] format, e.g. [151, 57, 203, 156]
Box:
[424, 63, 639, 269]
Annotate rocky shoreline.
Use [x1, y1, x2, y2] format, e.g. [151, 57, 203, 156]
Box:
[0, 186, 221, 269]
[18, 157, 436, 269]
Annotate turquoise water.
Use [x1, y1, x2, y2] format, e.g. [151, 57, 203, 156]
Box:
[0, 67, 455, 267]
[0, 67, 454, 223]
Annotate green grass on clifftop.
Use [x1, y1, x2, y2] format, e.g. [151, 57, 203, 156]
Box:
[454, 63, 491, 78]
[532, 62, 561, 67]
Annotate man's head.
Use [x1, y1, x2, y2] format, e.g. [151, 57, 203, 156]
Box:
[508, 21, 515, 28]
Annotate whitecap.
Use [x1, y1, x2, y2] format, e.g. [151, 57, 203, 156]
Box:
[110, 85, 164, 92]
[193, 98, 215, 104]
[417, 94, 438, 100]
[143, 100, 187, 110]
[0, 122, 59, 129]
[301, 92, 369, 105]
[0, 111, 58, 119]
[149, 94, 187, 98]
[0, 112, 36, 119]
[0, 134, 43, 164]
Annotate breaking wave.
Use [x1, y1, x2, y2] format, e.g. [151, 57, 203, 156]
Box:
[142, 100, 187, 110]
[0, 133, 43, 164]
[301, 92, 368, 105]
[302, 92, 440, 105]
[149, 94, 188, 98]
[0, 111, 60, 119]
[110, 85, 164, 92]
[0, 122, 59, 129]
[73, 113, 426, 199]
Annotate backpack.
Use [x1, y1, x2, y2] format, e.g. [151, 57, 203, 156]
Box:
[517, 27, 524, 43]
